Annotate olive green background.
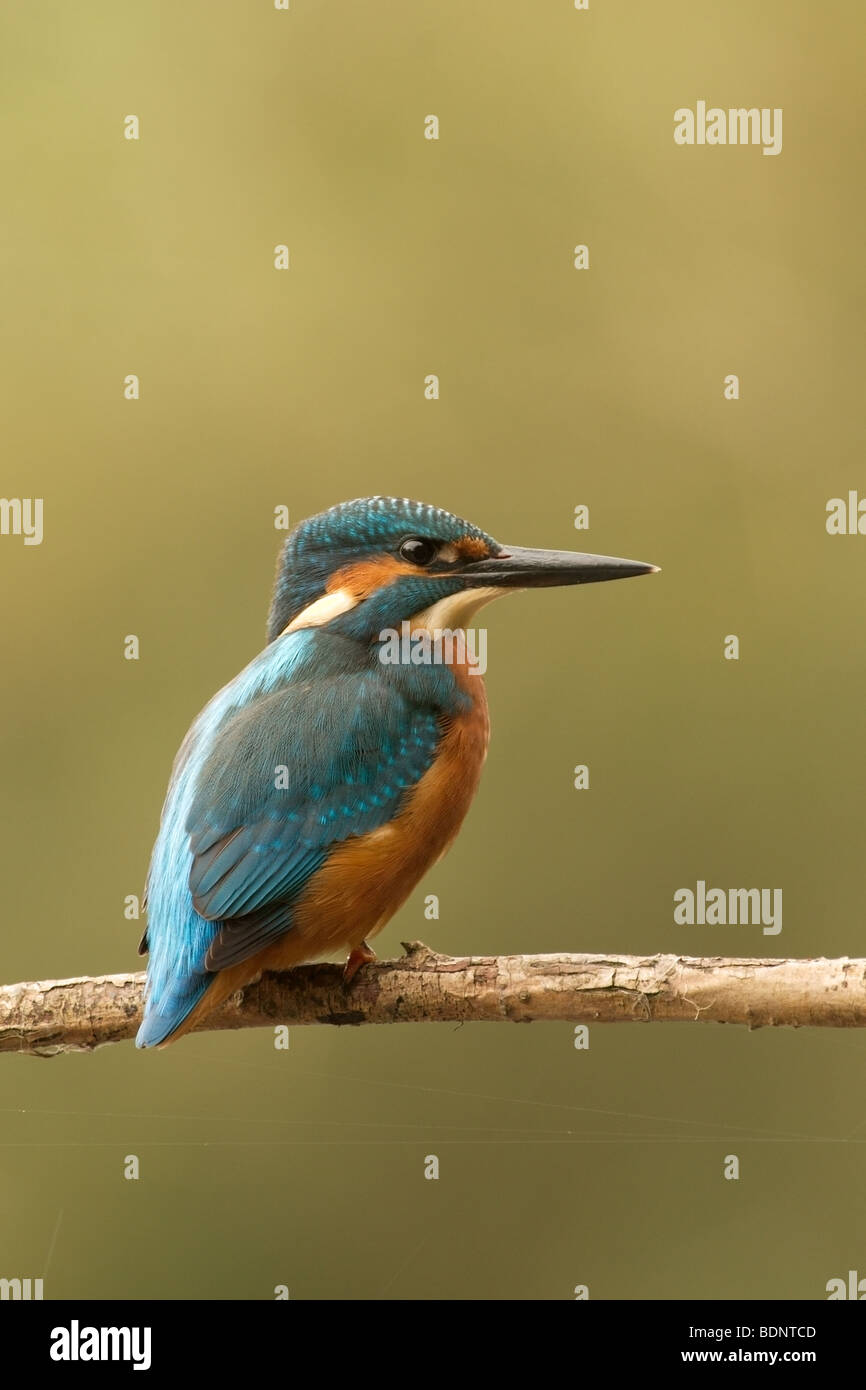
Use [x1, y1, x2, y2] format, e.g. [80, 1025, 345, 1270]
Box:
[1, 1, 864, 1300]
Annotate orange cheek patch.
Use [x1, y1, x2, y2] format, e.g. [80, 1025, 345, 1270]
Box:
[326, 556, 416, 601]
[455, 536, 491, 560]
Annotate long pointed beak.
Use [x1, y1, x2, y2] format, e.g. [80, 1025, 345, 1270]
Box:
[459, 544, 660, 589]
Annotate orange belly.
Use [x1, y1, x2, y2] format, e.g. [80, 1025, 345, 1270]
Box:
[168, 672, 490, 1040]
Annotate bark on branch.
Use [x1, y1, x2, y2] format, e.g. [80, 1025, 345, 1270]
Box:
[1, 945, 865, 1056]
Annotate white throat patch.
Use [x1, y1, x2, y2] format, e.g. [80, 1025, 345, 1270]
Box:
[412, 586, 505, 633]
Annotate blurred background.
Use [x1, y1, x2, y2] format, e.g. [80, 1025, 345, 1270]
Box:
[1, 0, 864, 1299]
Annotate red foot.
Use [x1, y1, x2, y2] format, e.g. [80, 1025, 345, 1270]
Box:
[344, 940, 377, 985]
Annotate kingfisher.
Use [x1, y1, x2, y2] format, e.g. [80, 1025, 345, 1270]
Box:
[136, 496, 657, 1047]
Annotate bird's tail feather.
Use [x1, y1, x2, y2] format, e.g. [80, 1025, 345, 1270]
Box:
[136, 973, 210, 1048]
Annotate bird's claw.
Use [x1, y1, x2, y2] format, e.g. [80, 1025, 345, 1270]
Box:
[343, 940, 377, 985]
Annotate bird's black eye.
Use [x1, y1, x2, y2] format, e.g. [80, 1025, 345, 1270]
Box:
[399, 536, 439, 567]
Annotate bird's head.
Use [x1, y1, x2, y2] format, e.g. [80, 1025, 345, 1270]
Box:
[267, 496, 657, 645]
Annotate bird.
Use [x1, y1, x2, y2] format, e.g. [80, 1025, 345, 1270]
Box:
[136, 496, 657, 1047]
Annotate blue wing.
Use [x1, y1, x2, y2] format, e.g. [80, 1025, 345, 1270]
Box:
[137, 634, 452, 1046]
[186, 670, 442, 969]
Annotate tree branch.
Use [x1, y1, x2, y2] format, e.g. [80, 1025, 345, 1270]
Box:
[2, 944, 865, 1055]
